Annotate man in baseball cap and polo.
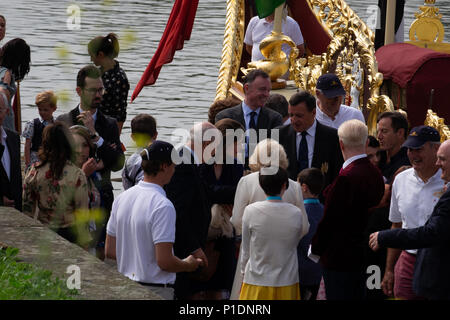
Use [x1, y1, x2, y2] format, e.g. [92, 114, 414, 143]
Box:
[379, 125, 444, 300]
[105, 140, 203, 299]
[315, 73, 365, 129]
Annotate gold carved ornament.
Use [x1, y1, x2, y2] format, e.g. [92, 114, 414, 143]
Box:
[424, 109, 450, 142]
[215, 0, 395, 135]
[409, 0, 444, 43]
[306, 0, 375, 43]
[215, 0, 245, 102]
[290, 19, 394, 136]
[407, 0, 450, 54]
[241, 30, 299, 82]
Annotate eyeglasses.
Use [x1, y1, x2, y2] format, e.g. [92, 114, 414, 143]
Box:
[84, 87, 104, 95]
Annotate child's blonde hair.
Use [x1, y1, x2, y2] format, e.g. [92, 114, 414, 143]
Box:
[35, 90, 57, 108]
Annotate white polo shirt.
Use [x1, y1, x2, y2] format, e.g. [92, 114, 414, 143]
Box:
[107, 181, 176, 285]
[244, 16, 304, 62]
[389, 168, 445, 254]
[315, 104, 365, 129]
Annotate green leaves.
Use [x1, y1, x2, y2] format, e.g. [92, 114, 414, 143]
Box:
[0, 247, 79, 300]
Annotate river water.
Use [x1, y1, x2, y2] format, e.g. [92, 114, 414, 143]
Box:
[1, 0, 449, 191]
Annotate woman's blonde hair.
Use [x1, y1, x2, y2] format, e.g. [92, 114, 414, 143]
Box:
[249, 138, 289, 172]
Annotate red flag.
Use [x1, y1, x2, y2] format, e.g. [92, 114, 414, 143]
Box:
[131, 0, 199, 102]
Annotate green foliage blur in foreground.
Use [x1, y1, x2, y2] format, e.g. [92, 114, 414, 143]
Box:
[0, 247, 79, 300]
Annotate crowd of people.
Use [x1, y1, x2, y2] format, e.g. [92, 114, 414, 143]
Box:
[1, 13, 449, 301]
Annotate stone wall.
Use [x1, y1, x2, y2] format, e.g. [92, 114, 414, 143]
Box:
[0, 207, 162, 300]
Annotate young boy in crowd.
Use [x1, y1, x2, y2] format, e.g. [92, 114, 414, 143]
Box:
[297, 168, 325, 300]
[122, 113, 157, 190]
[22, 90, 57, 169]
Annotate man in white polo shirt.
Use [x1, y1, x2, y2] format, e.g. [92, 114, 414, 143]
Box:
[381, 126, 444, 300]
[315, 73, 365, 129]
[105, 140, 202, 300]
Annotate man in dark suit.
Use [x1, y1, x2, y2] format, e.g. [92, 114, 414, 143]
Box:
[0, 92, 21, 211]
[165, 122, 219, 300]
[215, 69, 282, 163]
[278, 90, 343, 188]
[310, 119, 385, 300]
[57, 65, 125, 258]
[369, 139, 450, 300]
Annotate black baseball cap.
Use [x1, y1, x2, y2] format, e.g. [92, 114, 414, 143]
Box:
[403, 125, 440, 149]
[142, 140, 174, 162]
[316, 73, 346, 98]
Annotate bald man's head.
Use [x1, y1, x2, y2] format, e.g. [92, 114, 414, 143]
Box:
[436, 140, 450, 182]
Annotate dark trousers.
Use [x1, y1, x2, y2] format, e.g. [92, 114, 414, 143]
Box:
[322, 268, 366, 300]
[300, 284, 320, 301]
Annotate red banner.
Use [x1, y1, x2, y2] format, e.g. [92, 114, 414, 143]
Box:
[131, 0, 199, 102]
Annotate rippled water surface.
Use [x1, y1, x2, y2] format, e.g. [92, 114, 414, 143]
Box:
[2, 0, 449, 190]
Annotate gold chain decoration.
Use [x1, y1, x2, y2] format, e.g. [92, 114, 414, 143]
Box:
[215, 0, 245, 101]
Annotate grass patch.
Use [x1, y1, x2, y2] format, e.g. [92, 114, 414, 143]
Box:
[0, 247, 79, 300]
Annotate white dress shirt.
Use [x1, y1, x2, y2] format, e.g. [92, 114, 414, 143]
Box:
[315, 104, 365, 129]
[342, 154, 367, 170]
[389, 168, 444, 254]
[296, 120, 317, 168]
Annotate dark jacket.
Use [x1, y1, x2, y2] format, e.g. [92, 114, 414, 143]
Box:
[311, 157, 385, 271]
[165, 147, 212, 258]
[199, 161, 244, 205]
[56, 106, 125, 192]
[278, 120, 343, 187]
[215, 103, 283, 134]
[378, 188, 450, 300]
[0, 128, 22, 211]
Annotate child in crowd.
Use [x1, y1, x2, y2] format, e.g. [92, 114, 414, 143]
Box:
[88, 33, 129, 134]
[22, 90, 57, 169]
[240, 167, 309, 300]
[122, 114, 157, 190]
[297, 168, 325, 300]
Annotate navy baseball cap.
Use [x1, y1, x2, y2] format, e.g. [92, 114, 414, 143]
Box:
[316, 73, 346, 98]
[403, 125, 440, 149]
[142, 140, 174, 162]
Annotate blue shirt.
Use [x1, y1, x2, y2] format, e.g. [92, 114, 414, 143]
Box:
[297, 199, 324, 285]
[242, 101, 261, 131]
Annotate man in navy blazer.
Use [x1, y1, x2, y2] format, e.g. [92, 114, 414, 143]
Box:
[278, 90, 343, 188]
[310, 119, 385, 300]
[0, 92, 22, 212]
[369, 139, 450, 300]
[215, 69, 282, 164]
[214, 69, 282, 132]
